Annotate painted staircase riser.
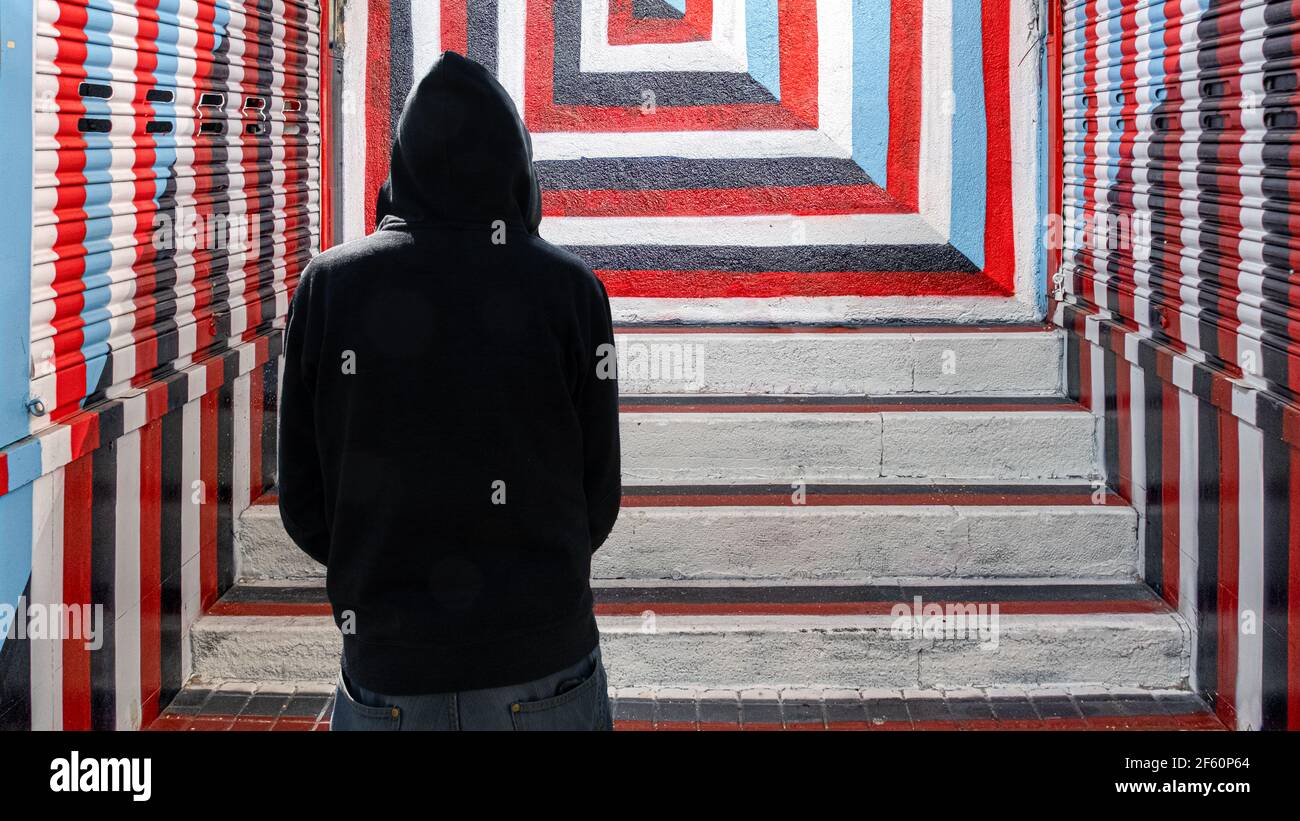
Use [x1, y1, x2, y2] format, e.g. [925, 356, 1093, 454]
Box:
[613, 332, 1063, 395]
[620, 411, 1098, 483]
[187, 614, 1188, 691]
[236, 505, 1139, 582]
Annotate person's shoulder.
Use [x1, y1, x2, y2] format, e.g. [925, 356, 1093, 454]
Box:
[526, 236, 608, 299]
[302, 232, 392, 278]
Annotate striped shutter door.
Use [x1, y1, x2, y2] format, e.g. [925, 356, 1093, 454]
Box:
[1060, 0, 1300, 399]
[29, 0, 321, 429]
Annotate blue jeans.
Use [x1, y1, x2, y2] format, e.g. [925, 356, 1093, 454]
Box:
[330, 645, 612, 731]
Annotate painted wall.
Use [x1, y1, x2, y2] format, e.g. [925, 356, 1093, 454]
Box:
[0, 0, 323, 727]
[1055, 0, 1300, 729]
[340, 0, 1047, 323]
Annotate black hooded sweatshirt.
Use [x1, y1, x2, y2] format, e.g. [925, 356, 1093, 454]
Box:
[278, 52, 621, 695]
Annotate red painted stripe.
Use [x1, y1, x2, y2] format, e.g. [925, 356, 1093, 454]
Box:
[441, 0, 467, 55]
[249, 366, 264, 501]
[61, 454, 94, 731]
[364, 0, 392, 233]
[48, 1, 90, 421]
[319, 0, 335, 250]
[1161, 380, 1181, 608]
[1117, 357, 1133, 501]
[541, 185, 903, 217]
[1216, 412, 1240, 728]
[128, 0, 161, 387]
[139, 420, 163, 725]
[596, 269, 1009, 298]
[607, 0, 711, 45]
[522, 0, 819, 132]
[0, 453, 8, 496]
[617, 401, 1081, 414]
[615, 324, 1051, 334]
[978, 0, 1017, 294]
[886, 0, 923, 208]
[619, 490, 1124, 508]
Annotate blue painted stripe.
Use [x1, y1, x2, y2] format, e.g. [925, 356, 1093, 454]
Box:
[3, 439, 44, 495]
[76, 2, 117, 401]
[745, 0, 780, 100]
[0, 0, 34, 449]
[0, 484, 33, 660]
[665, 0, 686, 13]
[1036, 24, 1049, 315]
[948, 0, 987, 267]
[852, 0, 891, 186]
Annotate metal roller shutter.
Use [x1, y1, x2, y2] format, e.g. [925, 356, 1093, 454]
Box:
[29, 0, 321, 428]
[1060, 0, 1300, 400]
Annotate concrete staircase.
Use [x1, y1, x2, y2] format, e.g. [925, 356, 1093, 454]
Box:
[186, 325, 1191, 701]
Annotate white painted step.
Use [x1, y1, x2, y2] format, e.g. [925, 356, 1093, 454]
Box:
[188, 610, 1187, 691]
[612, 327, 1062, 395]
[237, 495, 1137, 582]
[619, 406, 1098, 483]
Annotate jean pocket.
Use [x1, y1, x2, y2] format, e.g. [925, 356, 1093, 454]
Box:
[509, 653, 610, 731]
[330, 672, 401, 731]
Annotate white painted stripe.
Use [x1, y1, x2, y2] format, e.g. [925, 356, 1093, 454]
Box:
[916, 0, 954, 239]
[1235, 419, 1264, 730]
[114, 430, 142, 730]
[232, 374, 252, 517]
[1177, 388, 1201, 695]
[29, 469, 63, 731]
[497, 0, 527, 112]
[341, 0, 369, 242]
[539, 213, 946, 246]
[579, 0, 747, 73]
[531, 128, 851, 159]
[411, 0, 442, 79]
[180, 400, 203, 692]
[1130, 362, 1147, 579]
[609, 295, 1039, 325]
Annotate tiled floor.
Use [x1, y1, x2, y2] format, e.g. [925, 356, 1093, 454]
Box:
[148, 683, 1226, 731]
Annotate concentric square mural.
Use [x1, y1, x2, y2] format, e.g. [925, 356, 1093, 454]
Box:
[352, 0, 1038, 301]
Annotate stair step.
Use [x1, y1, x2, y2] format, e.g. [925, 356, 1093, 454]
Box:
[153, 680, 1221, 730]
[189, 580, 1187, 691]
[619, 396, 1098, 482]
[238, 484, 1137, 582]
[611, 326, 1062, 395]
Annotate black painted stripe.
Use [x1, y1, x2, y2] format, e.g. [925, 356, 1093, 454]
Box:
[466, 0, 499, 75]
[261, 358, 278, 493]
[160, 407, 185, 706]
[218, 581, 1163, 607]
[0, 580, 32, 730]
[89, 434, 117, 731]
[570, 243, 979, 273]
[216, 380, 235, 595]
[389, 0, 414, 139]
[1143, 354, 1165, 594]
[1195, 400, 1220, 699]
[1103, 347, 1120, 491]
[633, 0, 685, 19]
[1261, 422, 1290, 730]
[535, 157, 877, 191]
[552, 0, 774, 107]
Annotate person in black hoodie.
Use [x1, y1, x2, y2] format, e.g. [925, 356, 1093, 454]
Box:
[278, 52, 621, 730]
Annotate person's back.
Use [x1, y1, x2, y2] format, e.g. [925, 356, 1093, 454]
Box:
[277, 52, 621, 730]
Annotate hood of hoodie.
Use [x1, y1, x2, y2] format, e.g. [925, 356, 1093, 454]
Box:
[380, 51, 541, 234]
